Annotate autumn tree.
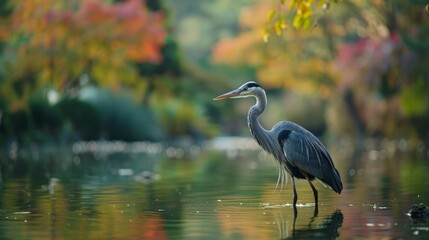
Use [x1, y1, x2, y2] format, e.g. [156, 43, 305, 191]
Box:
[1, 0, 167, 111]
[0, 0, 172, 142]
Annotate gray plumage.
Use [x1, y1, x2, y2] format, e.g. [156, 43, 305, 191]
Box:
[214, 81, 343, 207]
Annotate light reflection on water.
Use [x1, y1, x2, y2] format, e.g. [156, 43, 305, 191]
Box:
[0, 140, 428, 239]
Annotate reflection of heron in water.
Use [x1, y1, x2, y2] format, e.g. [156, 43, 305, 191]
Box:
[214, 82, 343, 212]
[272, 208, 343, 239]
[289, 209, 343, 239]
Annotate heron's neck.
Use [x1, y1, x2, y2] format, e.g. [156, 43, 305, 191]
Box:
[248, 91, 266, 124]
[247, 90, 271, 152]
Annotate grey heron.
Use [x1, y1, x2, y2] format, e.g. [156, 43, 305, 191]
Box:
[214, 81, 342, 208]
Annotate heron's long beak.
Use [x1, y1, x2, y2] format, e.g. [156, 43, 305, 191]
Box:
[213, 89, 241, 101]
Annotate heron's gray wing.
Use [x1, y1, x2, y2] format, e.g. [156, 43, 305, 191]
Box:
[278, 129, 342, 193]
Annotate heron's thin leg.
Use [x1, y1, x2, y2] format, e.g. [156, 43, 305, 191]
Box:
[308, 180, 319, 214]
[292, 204, 297, 233]
[291, 177, 298, 231]
[292, 177, 298, 205]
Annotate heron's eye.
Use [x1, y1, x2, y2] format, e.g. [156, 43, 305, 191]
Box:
[243, 87, 248, 91]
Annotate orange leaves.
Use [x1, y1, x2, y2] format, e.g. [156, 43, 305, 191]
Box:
[78, 0, 115, 23]
[212, 2, 272, 65]
[73, 0, 166, 63]
[212, 33, 263, 66]
[5, 0, 167, 92]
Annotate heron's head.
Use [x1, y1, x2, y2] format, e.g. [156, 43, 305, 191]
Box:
[213, 81, 262, 101]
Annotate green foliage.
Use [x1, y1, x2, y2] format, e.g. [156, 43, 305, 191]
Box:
[0, 95, 62, 143]
[29, 96, 63, 136]
[400, 78, 428, 117]
[0, 94, 103, 143]
[0, 0, 222, 143]
[55, 99, 102, 141]
[4, 110, 30, 140]
[0, 0, 11, 17]
[159, 76, 224, 140]
[164, 0, 253, 66]
[0, 87, 170, 143]
[400, 158, 429, 198]
[80, 87, 165, 141]
[154, 97, 218, 139]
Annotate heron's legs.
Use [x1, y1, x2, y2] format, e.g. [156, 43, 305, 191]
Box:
[292, 177, 298, 205]
[308, 180, 319, 214]
[292, 177, 298, 231]
[292, 204, 298, 232]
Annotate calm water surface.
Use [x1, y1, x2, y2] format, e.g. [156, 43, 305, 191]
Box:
[0, 140, 428, 239]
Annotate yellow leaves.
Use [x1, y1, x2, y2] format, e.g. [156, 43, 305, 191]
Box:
[263, 33, 269, 43]
[293, 12, 311, 29]
[263, 3, 286, 42]
[263, 0, 335, 41]
[275, 18, 287, 35]
[262, 16, 287, 42]
[292, 0, 313, 29]
[280, 19, 287, 29]
[267, 9, 276, 21]
[212, 0, 338, 97]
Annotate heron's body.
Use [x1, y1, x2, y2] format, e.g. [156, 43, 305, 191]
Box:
[214, 82, 342, 207]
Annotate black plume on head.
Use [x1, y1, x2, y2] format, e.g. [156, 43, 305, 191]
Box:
[245, 82, 260, 88]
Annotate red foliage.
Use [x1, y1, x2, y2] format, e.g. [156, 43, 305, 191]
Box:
[9, 0, 167, 63]
[337, 33, 400, 66]
[335, 32, 401, 89]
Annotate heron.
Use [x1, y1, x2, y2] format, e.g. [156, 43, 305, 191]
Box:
[214, 81, 342, 209]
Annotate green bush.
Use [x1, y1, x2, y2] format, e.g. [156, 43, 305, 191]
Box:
[80, 87, 165, 141]
[55, 98, 102, 141]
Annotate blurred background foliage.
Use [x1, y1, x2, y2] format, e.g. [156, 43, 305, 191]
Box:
[0, 0, 428, 145]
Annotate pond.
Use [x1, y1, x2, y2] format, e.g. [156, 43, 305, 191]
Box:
[0, 139, 428, 239]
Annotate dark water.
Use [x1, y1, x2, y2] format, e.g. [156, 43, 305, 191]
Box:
[0, 139, 428, 239]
